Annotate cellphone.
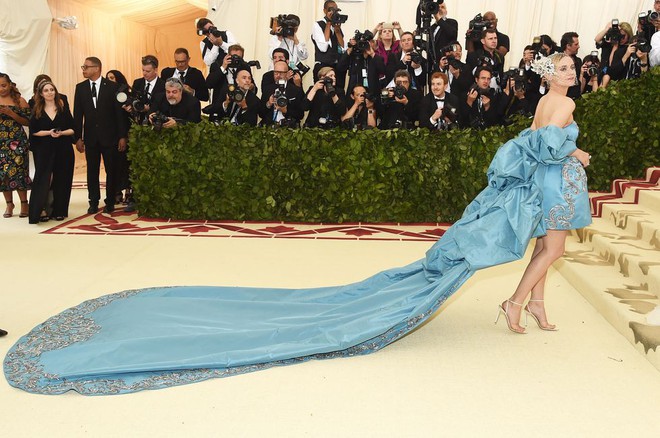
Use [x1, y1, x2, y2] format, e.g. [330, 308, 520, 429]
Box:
[382, 22, 394, 28]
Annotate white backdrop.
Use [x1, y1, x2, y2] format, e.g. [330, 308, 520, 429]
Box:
[0, 0, 654, 99]
[208, 0, 651, 89]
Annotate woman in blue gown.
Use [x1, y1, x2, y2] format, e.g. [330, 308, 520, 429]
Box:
[3, 53, 592, 395]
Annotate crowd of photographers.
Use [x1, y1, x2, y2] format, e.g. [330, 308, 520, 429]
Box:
[112, 0, 660, 134]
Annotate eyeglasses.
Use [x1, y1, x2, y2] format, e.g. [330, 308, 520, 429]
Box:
[273, 70, 289, 74]
[81, 65, 99, 70]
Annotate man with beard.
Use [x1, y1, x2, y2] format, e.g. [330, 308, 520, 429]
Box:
[148, 77, 201, 127]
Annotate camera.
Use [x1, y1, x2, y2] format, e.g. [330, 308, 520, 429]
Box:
[270, 14, 300, 38]
[633, 33, 651, 53]
[502, 68, 527, 92]
[116, 86, 149, 112]
[604, 19, 622, 43]
[409, 51, 423, 65]
[228, 54, 261, 70]
[531, 36, 548, 59]
[469, 83, 493, 99]
[380, 85, 407, 104]
[198, 26, 224, 39]
[413, 35, 428, 53]
[419, 1, 443, 15]
[445, 55, 462, 69]
[442, 105, 458, 124]
[468, 14, 489, 40]
[583, 51, 600, 77]
[351, 30, 374, 53]
[329, 7, 348, 25]
[321, 77, 336, 97]
[151, 111, 169, 132]
[273, 82, 288, 107]
[227, 84, 246, 103]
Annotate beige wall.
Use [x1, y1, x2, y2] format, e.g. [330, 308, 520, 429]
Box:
[46, 0, 204, 99]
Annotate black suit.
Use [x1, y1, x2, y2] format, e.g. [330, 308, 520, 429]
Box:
[260, 82, 305, 126]
[73, 77, 127, 208]
[418, 92, 460, 130]
[207, 84, 260, 126]
[149, 92, 201, 124]
[377, 88, 423, 129]
[131, 77, 166, 101]
[338, 53, 387, 96]
[161, 67, 209, 102]
[430, 18, 459, 62]
[386, 52, 427, 91]
[206, 59, 258, 105]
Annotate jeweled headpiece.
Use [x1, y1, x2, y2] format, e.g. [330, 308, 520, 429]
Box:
[531, 55, 555, 77]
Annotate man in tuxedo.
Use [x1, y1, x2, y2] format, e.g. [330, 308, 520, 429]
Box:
[161, 48, 209, 102]
[461, 66, 503, 129]
[74, 56, 128, 214]
[429, 2, 458, 65]
[419, 72, 460, 130]
[260, 60, 305, 127]
[148, 78, 201, 127]
[127, 55, 166, 123]
[206, 44, 256, 105]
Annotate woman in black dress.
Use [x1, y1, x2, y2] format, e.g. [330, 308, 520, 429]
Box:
[28, 81, 75, 223]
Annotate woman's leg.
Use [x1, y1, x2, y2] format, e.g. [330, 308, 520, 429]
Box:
[502, 230, 569, 332]
[3, 189, 14, 217]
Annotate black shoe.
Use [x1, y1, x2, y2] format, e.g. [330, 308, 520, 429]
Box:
[87, 204, 99, 214]
[0, 328, 7, 337]
[54, 216, 65, 221]
[124, 200, 136, 213]
[103, 204, 115, 213]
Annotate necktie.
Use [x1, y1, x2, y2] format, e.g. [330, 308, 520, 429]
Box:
[145, 82, 151, 96]
[91, 81, 97, 108]
[179, 71, 185, 83]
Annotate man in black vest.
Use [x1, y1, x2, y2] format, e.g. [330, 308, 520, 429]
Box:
[161, 48, 209, 102]
[311, 1, 346, 88]
[560, 32, 583, 100]
[196, 18, 237, 68]
[73, 57, 128, 214]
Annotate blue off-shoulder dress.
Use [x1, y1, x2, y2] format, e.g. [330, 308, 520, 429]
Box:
[3, 123, 591, 395]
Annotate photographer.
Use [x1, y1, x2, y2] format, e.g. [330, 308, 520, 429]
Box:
[268, 14, 309, 68]
[651, 12, 660, 67]
[341, 85, 377, 129]
[148, 77, 201, 128]
[373, 22, 402, 64]
[437, 41, 472, 98]
[377, 70, 422, 129]
[518, 45, 544, 110]
[196, 18, 237, 67]
[461, 66, 502, 130]
[126, 55, 165, 124]
[428, 2, 459, 63]
[312, 1, 347, 87]
[206, 44, 257, 105]
[161, 48, 209, 102]
[500, 68, 533, 122]
[594, 20, 633, 87]
[337, 30, 386, 96]
[260, 60, 305, 127]
[419, 72, 460, 130]
[303, 66, 347, 129]
[206, 68, 260, 126]
[466, 29, 504, 91]
[622, 34, 651, 79]
[579, 52, 601, 94]
[560, 32, 583, 99]
[466, 11, 510, 61]
[386, 31, 427, 91]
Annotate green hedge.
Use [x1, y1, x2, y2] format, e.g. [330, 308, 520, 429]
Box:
[129, 67, 660, 223]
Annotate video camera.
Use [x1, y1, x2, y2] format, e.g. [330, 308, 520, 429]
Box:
[350, 30, 375, 54]
[419, 0, 443, 15]
[270, 14, 300, 38]
[467, 14, 489, 40]
[329, 7, 348, 25]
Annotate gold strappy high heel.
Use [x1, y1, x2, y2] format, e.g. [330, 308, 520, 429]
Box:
[524, 299, 557, 331]
[495, 300, 526, 334]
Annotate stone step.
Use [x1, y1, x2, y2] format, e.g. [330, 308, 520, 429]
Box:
[558, 233, 660, 372]
[576, 217, 660, 299]
[599, 201, 660, 249]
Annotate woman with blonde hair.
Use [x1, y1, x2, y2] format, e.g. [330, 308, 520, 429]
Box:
[373, 21, 402, 64]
